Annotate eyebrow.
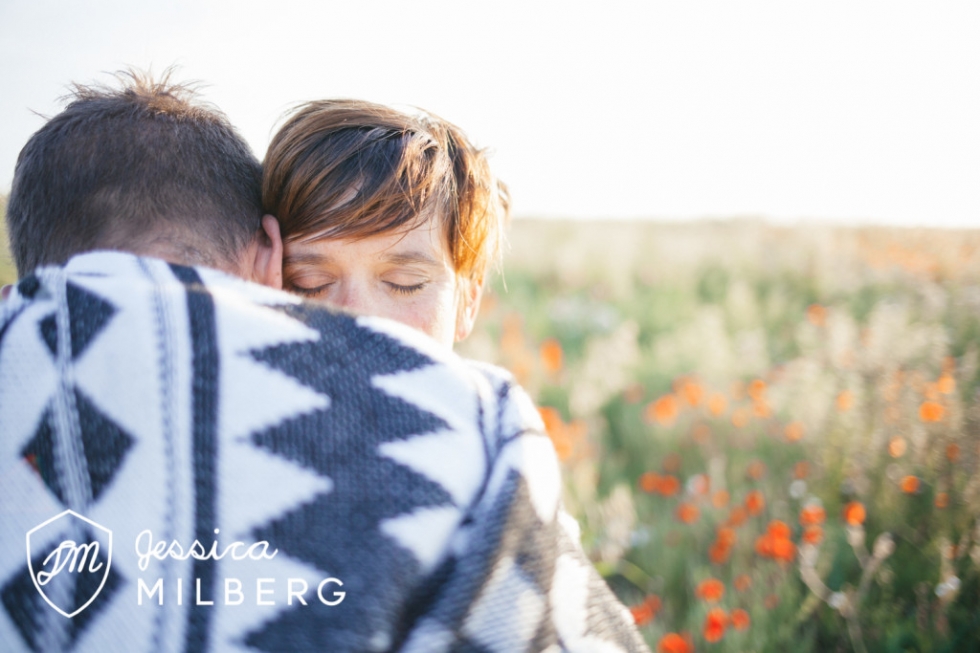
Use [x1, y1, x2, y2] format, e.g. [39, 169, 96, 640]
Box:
[282, 251, 442, 267]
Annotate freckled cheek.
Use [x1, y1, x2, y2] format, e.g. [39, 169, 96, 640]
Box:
[392, 291, 457, 342]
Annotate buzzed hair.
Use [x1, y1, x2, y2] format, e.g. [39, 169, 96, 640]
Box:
[5, 70, 263, 275]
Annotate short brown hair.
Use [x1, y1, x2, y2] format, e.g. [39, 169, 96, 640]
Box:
[262, 99, 509, 282]
[6, 70, 263, 275]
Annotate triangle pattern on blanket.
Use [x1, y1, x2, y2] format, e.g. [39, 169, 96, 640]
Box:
[242, 305, 455, 652]
[65, 282, 116, 361]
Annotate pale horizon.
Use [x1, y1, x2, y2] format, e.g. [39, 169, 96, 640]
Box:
[2, 0, 978, 228]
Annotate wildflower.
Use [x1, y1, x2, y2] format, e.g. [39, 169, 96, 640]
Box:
[806, 303, 827, 326]
[767, 520, 791, 539]
[748, 379, 767, 401]
[888, 436, 907, 458]
[799, 504, 826, 526]
[919, 401, 945, 422]
[802, 526, 824, 544]
[734, 574, 752, 591]
[658, 633, 692, 653]
[676, 502, 700, 524]
[659, 475, 681, 496]
[752, 400, 771, 418]
[793, 461, 809, 479]
[680, 379, 704, 406]
[727, 506, 748, 527]
[629, 594, 662, 626]
[712, 490, 730, 508]
[746, 460, 766, 480]
[709, 541, 731, 564]
[745, 490, 765, 515]
[843, 501, 866, 526]
[639, 471, 661, 494]
[703, 607, 728, 642]
[696, 578, 725, 603]
[784, 421, 805, 442]
[707, 393, 728, 417]
[764, 594, 779, 609]
[946, 443, 960, 462]
[756, 521, 796, 562]
[716, 527, 736, 547]
[789, 479, 807, 499]
[937, 374, 956, 394]
[836, 390, 854, 412]
[935, 492, 949, 509]
[646, 395, 679, 426]
[901, 475, 920, 494]
[731, 608, 751, 631]
[539, 338, 563, 374]
[538, 407, 573, 461]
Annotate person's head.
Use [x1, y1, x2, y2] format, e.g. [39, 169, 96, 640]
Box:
[5, 69, 282, 286]
[262, 99, 509, 347]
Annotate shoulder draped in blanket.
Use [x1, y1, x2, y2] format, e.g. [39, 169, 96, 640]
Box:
[0, 252, 649, 653]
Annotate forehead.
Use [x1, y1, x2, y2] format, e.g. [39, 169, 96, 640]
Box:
[286, 213, 452, 264]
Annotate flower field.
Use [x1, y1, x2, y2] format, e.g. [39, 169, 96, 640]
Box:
[2, 209, 977, 650]
[458, 219, 980, 652]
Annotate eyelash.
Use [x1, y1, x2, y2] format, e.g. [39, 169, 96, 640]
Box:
[289, 281, 426, 297]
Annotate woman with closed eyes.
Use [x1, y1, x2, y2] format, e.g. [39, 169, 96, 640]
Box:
[262, 99, 509, 347]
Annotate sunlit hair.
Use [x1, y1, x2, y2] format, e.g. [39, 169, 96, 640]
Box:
[262, 99, 510, 283]
[7, 69, 263, 274]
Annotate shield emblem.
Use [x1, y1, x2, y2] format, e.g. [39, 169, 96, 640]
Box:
[26, 509, 113, 618]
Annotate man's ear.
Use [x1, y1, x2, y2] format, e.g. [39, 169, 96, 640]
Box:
[245, 215, 284, 289]
[455, 275, 485, 343]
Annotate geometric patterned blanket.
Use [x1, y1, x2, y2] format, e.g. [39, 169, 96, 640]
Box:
[0, 251, 649, 652]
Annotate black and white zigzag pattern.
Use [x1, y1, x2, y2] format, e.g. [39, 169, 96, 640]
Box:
[0, 251, 649, 653]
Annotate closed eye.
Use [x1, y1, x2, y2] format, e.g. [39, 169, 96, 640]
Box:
[386, 281, 426, 295]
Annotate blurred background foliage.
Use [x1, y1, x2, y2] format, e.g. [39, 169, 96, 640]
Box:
[1, 206, 977, 651]
[459, 219, 980, 652]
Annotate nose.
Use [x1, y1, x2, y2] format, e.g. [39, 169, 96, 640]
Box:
[327, 279, 375, 316]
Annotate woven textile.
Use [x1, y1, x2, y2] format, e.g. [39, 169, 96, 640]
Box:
[0, 251, 649, 653]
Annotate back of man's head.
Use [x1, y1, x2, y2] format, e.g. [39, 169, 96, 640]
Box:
[5, 70, 263, 276]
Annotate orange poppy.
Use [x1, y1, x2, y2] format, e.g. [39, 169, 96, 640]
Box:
[680, 379, 704, 406]
[784, 421, 805, 442]
[731, 608, 751, 631]
[676, 502, 700, 524]
[658, 633, 692, 653]
[745, 490, 765, 515]
[771, 537, 796, 562]
[802, 525, 824, 544]
[716, 527, 737, 547]
[629, 594, 662, 626]
[709, 541, 731, 564]
[689, 474, 710, 496]
[712, 490, 730, 508]
[888, 436, 907, 458]
[748, 379, 767, 401]
[539, 338, 563, 374]
[658, 475, 681, 497]
[937, 374, 956, 394]
[646, 395, 680, 426]
[746, 460, 766, 480]
[836, 390, 854, 412]
[806, 303, 827, 326]
[639, 471, 661, 494]
[703, 608, 728, 643]
[901, 475, 920, 494]
[767, 520, 791, 540]
[946, 443, 960, 462]
[707, 393, 728, 417]
[727, 506, 748, 527]
[919, 401, 945, 422]
[935, 492, 949, 509]
[793, 461, 809, 479]
[799, 505, 826, 526]
[538, 407, 573, 461]
[843, 501, 866, 526]
[696, 578, 725, 603]
[734, 574, 752, 592]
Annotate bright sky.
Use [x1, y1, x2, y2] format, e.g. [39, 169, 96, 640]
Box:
[2, 0, 979, 226]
